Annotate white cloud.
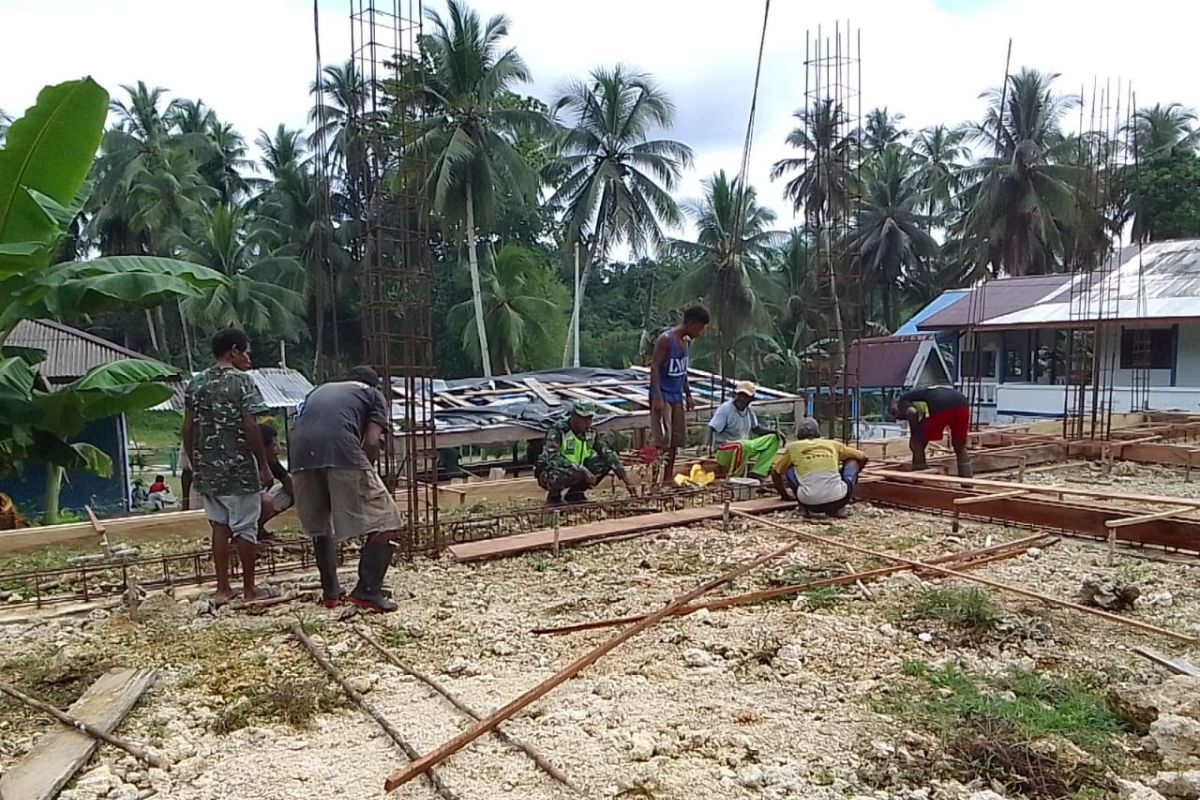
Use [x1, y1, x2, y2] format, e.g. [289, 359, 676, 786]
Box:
[3, 0, 1197, 234]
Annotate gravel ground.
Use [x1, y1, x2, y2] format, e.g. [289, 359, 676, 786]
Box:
[2, 462, 1199, 800]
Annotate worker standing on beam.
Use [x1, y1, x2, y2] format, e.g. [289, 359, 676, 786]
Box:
[650, 305, 710, 484]
[289, 366, 404, 613]
[536, 401, 636, 506]
[889, 386, 973, 477]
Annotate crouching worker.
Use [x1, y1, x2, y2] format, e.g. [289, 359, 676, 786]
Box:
[889, 386, 972, 477]
[289, 366, 403, 613]
[257, 423, 294, 542]
[770, 418, 868, 518]
[536, 401, 637, 505]
[706, 433, 783, 481]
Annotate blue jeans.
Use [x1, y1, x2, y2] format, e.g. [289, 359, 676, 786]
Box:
[785, 463, 858, 514]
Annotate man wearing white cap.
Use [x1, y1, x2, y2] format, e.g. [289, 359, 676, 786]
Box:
[706, 381, 776, 446]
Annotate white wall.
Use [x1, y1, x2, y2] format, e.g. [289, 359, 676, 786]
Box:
[1176, 324, 1200, 386]
[996, 384, 1200, 417]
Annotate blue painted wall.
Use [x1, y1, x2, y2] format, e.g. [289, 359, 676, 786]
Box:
[0, 416, 129, 520]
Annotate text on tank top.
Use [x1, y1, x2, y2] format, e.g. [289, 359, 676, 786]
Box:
[657, 331, 689, 403]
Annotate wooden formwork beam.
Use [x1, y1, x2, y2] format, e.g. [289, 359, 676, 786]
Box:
[856, 479, 1200, 553]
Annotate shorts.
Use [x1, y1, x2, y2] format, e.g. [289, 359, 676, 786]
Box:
[292, 468, 403, 543]
[917, 406, 970, 446]
[264, 485, 293, 513]
[651, 401, 687, 449]
[786, 467, 856, 514]
[203, 494, 261, 543]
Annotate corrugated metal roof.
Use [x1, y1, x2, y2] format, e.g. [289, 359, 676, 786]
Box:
[966, 239, 1200, 329]
[894, 290, 968, 335]
[150, 367, 315, 412]
[918, 274, 1074, 329]
[6, 319, 171, 384]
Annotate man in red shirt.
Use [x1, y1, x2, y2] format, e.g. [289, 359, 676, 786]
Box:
[890, 386, 973, 477]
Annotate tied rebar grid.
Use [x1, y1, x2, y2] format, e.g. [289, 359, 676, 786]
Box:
[801, 22, 863, 444]
[351, 0, 439, 553]
[0, 488, 731, 609]
[1062, 78, 1135, 440]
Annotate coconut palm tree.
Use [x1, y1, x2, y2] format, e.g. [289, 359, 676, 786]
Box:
[0, 108, 11, 145]
[448, 244, 565, 374]
[1131, 103, 1200, 160]
[411, 0, 549, 377]
[849, 147, 939, 331]
[911, 124, 969, 224]
[770, 99, 858, 224]
[669, 171, 786, 376]
[958, 68, 1081, 276]
[176, 205, 307, 339]
[864, 107, 908, 157]
[550, 65, 693, 365]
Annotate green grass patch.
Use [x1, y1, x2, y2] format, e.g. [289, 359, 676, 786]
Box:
[802, 585, 842, 610]
[214, 677, 343, 733]
[876, 661, 1129, 799]
[126, 409, 183, 450]
[911, 587, 1001, 631]
[0, 649, 116, 709]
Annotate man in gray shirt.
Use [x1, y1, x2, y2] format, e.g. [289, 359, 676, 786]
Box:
[290, 366, 402, 613]
[706, 380, 777, 447]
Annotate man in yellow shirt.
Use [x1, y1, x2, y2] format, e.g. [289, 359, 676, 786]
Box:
[770, 418, 868, 518]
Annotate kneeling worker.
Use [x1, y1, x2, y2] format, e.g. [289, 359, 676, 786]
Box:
[771, 418, 868, 518]
[536, 401, 637, 505]
[889, 386, 972, 477]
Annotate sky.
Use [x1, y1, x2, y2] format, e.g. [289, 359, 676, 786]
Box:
[2, 0, 1198, 232]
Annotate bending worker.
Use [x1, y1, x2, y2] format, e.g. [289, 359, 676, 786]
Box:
[889, 386, 972, 477]
[770, 417, 867, 518]
[536, 401, 636, 505]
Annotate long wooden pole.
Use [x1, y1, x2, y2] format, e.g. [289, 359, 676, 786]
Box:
[532, 533, 1056, 636]
[383, 538, 802, 791]
[732, 510, 1199, 645]
[0, 684, 165, 769]
[290, 624, 459, 800]
[352, 628, 582, 794]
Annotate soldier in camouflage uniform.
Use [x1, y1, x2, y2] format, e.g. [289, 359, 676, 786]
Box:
[183, 328, 273, 605]
[535, 401, 636, 505]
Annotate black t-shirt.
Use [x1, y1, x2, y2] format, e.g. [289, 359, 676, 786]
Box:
[896, 387, 968, 417]
[289, 381, 390, 471]
[269, 458, 289, 481]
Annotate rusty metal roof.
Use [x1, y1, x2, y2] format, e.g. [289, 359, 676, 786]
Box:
[918, 274, 1074, 330]
[842, 335, 952, 389]
[150, 367, 315, 412]
[6, 319, 167, 384]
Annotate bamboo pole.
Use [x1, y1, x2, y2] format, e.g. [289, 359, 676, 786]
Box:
[382, 538, 802, 791]
[732, 510, 1199, 645]
[531, 533, 1056, 636]
[352, 627, 582, 794]
[289, 624, 459, 800]
[0, 683, 165, 769]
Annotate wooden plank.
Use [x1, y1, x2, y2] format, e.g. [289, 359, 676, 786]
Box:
[869, 467, 1200, 510]
[447, 497, 791, 562]
[953, 489, 1029, 506]
[1133, 646, 1200, 678]
[0, 668, 155, 800]
[1105, 506, 1195, 529]
[522, 377, 560, 407]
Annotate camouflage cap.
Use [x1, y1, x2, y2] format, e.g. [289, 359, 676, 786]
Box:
[571, 400, 597, 418]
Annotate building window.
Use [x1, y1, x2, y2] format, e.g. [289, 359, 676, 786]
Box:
[1119, 328, 1174, 370]
[960, 350, 996, 379]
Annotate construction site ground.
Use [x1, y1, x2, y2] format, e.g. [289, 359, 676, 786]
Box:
[2, 461, 1199, 800]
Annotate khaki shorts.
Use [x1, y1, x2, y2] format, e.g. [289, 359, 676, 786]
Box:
[293, 468, 403, 542]
[264, 485, 293, 513]
[202, 494, 261, 543]
[651, 401, 687, 449]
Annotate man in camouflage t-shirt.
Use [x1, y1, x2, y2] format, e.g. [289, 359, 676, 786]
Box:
[183, 328, 273, 604]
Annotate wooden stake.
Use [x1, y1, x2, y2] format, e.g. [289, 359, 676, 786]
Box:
[382, 538, 802, 791]
[732, 510, 1199, 646]
[352, 627, 582, 794]
[0, 683, 164, 769]
[531, 533, 1055, 636]
[290, 624, 459, 800]
[1132, 646, 1200, 678]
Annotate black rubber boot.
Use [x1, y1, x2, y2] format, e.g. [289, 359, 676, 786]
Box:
[564, 489, 588, 504]
[312, 535, 343, 608]
[349, 540, 397, 613]
[957, 456, 974, 479]
[546, 491, 564, 507]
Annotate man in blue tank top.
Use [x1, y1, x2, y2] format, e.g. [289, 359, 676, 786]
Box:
[649, 305, 710, 483]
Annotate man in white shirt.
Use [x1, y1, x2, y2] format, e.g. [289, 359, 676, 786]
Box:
[706, 381, 775, 446]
